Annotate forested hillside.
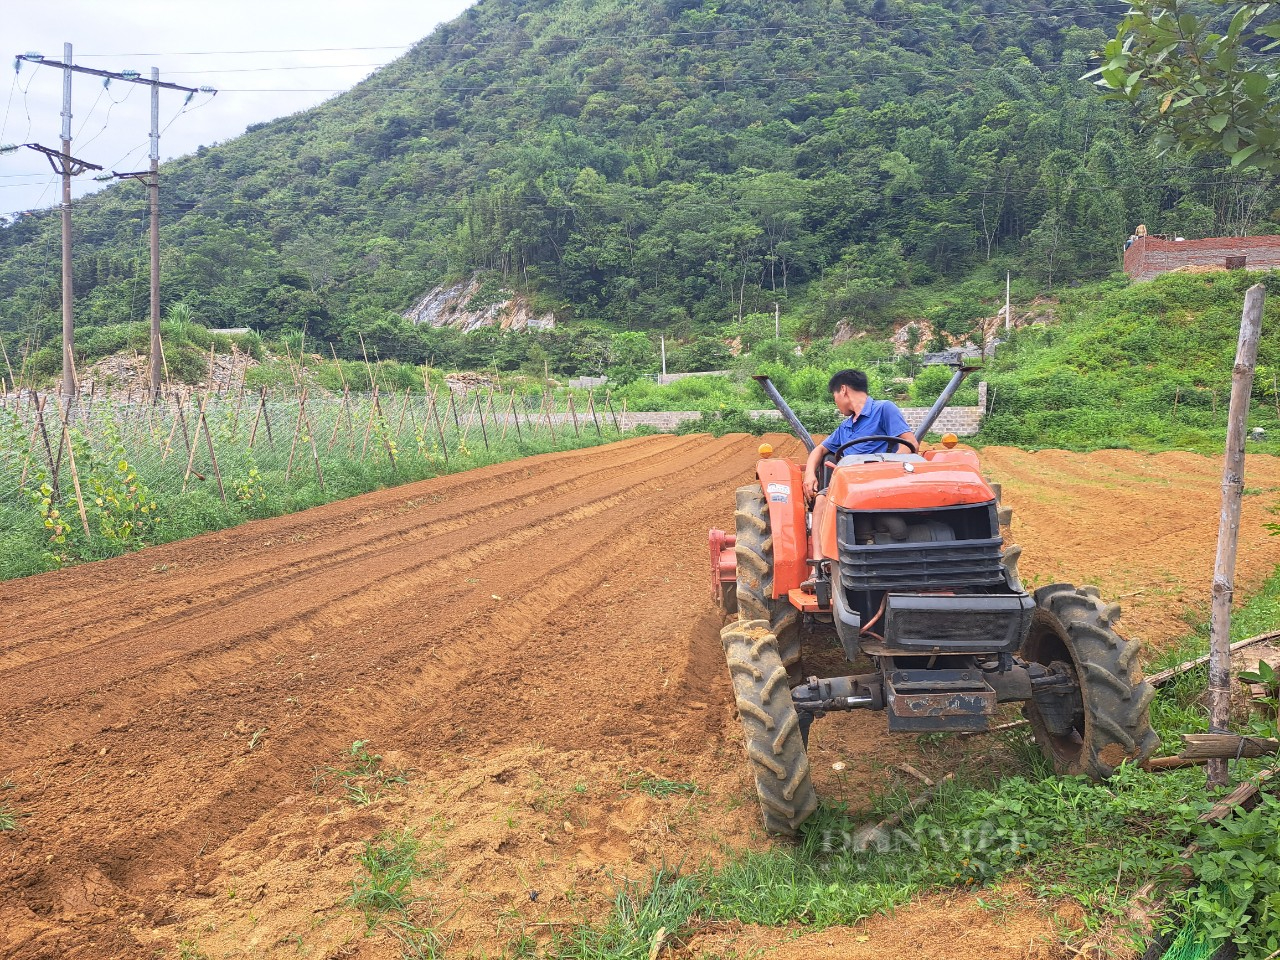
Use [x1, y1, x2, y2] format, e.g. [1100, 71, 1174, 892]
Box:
[2, 0, 1277, 371]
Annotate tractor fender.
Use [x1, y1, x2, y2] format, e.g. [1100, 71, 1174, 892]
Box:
[755, 458, 808, 600]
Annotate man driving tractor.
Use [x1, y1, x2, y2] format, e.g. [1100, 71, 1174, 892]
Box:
[802, 369, 919, 560]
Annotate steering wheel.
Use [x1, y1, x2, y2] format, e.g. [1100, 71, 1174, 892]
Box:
[832, 434, 919, 457]
[817, 434, 920, 494]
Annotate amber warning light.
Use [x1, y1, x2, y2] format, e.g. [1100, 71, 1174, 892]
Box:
[758, 443, 774, 458]
[941, 433, 959, 449]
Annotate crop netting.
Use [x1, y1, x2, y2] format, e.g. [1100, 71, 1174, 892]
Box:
[0, 386, 626, 517]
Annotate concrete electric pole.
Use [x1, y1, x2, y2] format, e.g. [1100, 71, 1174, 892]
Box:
[16, 47, 213, 400]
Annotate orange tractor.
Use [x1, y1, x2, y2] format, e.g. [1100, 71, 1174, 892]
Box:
[709, 372, 1158, 835]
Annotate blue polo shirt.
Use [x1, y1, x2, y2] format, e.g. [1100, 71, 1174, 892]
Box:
[824, 396, 913, 454]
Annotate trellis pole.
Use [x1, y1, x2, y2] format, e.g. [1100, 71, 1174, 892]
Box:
[1207, 283, 1265, 788]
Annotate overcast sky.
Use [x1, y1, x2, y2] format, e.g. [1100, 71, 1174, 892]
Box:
[1, 0, 475, 214]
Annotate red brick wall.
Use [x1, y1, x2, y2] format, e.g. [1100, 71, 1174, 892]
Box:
[1124, 234, 1280, 280]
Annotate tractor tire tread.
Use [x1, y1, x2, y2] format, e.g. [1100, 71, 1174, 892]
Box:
[1022, 584, 1159, 779]
[723, 619, 818, 837]
[734, 485, 801, 671]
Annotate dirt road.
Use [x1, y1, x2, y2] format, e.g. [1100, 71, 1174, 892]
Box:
[3, 436, 1279, 959]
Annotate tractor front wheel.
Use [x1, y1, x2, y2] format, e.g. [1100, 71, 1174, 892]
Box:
[1021, 584, 1159, 778]
[722, 619, 818, 837]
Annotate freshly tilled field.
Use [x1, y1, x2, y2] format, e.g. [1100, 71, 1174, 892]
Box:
[3, 434, 1280, 959]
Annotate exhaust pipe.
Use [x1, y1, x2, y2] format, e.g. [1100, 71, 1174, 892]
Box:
[914, 364, 979, 438]
[752, 375, 815, 452]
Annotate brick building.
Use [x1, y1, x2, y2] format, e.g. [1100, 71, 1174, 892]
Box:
[1124, 233, 1280, 280]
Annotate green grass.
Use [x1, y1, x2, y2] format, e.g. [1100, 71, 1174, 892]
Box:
[622, 775, 701, 798]
[348, 828, 448, 959]
[319, 740, 409, 806]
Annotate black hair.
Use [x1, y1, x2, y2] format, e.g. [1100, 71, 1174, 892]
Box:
[827, 368, 869, 394]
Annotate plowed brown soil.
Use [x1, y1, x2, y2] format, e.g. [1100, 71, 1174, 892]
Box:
[3, 436, 1279, 960]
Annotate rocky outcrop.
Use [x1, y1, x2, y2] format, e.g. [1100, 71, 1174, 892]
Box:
[403, 277, 556, 333]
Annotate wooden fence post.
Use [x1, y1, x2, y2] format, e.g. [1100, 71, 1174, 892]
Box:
[1207, 283, 1265, 788]
[606, 391, 620, 431]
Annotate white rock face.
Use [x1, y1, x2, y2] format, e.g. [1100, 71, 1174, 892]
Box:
[403, 277, 556, 333]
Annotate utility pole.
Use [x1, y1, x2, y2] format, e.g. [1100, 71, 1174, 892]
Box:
[17, 48, 212, 400]
[774, 302, 780, 339]
[660, 335, 667, 380]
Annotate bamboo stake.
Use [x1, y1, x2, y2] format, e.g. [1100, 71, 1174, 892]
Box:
[298, 393, 325, 490]
[360, 386, 380, 460]
[198, 403, 227, 504]
[1145, 630, 1280, 687]
[0, 337, 16, 395]
[449, 389, 462, 432]
[159, 400, 180, 461]
[427, 385, 449, 465]
[248, 387, 267, 449]
[230, 380, 247, 437]
[177, 396, 195, 458]
[395, 387, 411, 438]
[182, 396, 208, 491]
[510, 389, 522, 442]
[285, 393, 307, 481]
[32, 392, 58, 499]
[374, 390, 397, 467]
[542, 390, 555, 437]
[327, 388, 349, 453]
[1208, 283, 1265, 788]
[620, 398, 627, 431]
[500, 391, 516, 442]
[475, 393, 490, 452]
[567, 394, 581, 438]
[55, 401, 91, 539]
[587, 392, 602, 436]
[358, 333, 377, 393]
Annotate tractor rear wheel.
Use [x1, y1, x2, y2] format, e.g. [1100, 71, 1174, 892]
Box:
[722, 619, 818, 837]
[1021, 584, 1159, 778]
[734, 484, 801, 678]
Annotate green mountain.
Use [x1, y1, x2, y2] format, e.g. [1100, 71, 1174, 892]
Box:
[2, 0, 1277, 375]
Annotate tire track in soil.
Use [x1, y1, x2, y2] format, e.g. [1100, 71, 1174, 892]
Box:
[4, 439, 1280, 959]
[0, 435, 700, 664]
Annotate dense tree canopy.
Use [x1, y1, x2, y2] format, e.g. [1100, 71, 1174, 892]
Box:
[4, 0, 1280, 368]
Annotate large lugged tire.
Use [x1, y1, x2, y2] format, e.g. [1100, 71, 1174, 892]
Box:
[1021, 584, 1160, 778]
[734, 484, 801, 675]
[723, 619, 818, 836]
